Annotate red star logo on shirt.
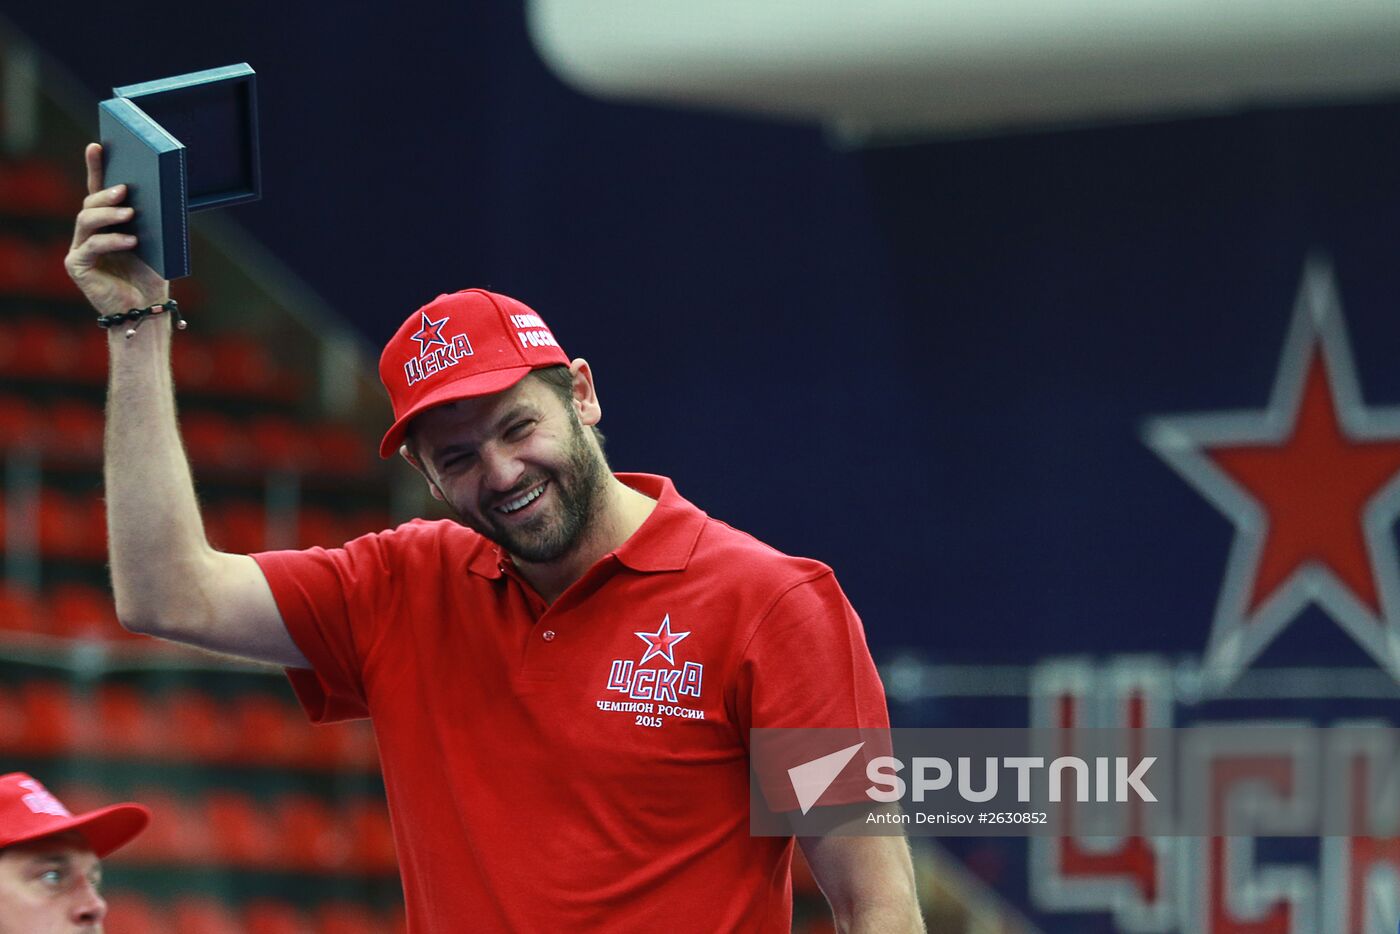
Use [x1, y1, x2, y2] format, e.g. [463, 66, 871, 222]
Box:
[411, 311, 451, 355]
[635, 614, 691, 665]
[1144, 259, 1400, 688]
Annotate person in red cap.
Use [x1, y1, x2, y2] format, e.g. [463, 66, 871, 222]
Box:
[66, 146, 923, 932]
[0, 773, 148, 933]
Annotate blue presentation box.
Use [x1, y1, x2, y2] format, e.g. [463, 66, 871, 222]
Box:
[97, 63, 261, 279]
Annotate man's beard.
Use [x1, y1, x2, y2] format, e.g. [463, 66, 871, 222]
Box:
[448, 415, 609, 563]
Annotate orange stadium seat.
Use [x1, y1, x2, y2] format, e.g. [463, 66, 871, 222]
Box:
[169, 896, 244, 934]
[244, 899, 312, 934]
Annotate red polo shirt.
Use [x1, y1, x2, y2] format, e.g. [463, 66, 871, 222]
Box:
[253, 474, 889, 933]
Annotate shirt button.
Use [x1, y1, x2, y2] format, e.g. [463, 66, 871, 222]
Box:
[542, 630, 556, 642]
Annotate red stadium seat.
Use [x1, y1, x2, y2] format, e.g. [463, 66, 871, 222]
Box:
[209, 333, 283, 399]
[47, 582, 121, 640]
[231, 692, 297, 763]
[344, 798, 397, 873]
[0, 395, 41, 451]
[43, 399, 104, 463]
[0, 160, 82, 217]
[170, 331, 216, 389]
[0, 684, 21, 751]
[205, 790, 278, 867]
[169, 896, 243, 934]
[15, 680, 80, 755]
[165, 688, 237, 763]
[120, 788, 206, 864]
[88, 684, 162, 758]
[0, 583, 45, 634]
[249, 414, 312, 472]
[38, 489, 104, 560]
[245, 899, 312, 934]
[309, 423, 374, 478]
[181, 410, 250, 470]
[276, 793, 350, 871]
[102, 890, 168, 934]
[296, 505, 345, 549]
[313, 902, 379, 934]
[211, 500, 269, 553]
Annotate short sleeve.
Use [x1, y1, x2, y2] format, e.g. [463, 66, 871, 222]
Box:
[252, 532, 394, 723]
[735, 571, 891, 811]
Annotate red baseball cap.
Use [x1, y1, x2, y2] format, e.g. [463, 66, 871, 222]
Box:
[378, 289, 570, 458]
[0, 773, 149, 858]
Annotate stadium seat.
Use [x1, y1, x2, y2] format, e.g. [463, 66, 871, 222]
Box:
[276, 793, 350, 871]
[0, 394, 41, 450]
[205, 790, 278, 867]
[88, 683, 163, 757]
[0, 684, 20, 750]
[0, 160, 82, 217]
[249, 414, 312, 472]
[170, 331, 216, 389]
[244, 899, 312, 934]
[102, 890, 168, 934]
[296, 506, 345, 549]
[0, 582, 44, 634]
[181, 410, 250, 470]
[15, 680, 80, 755]
[38, 489, 104, 559]
[231, 692, 297, 764]
[344, 798, 397, 873]
[169, 896, 244, 934]
[309, 424, 373, 478]
[47, 582, 120, 640]
[212, 500, 270, 553]
[211, 334, 281, 398]
[313, 902, 380, 934]
[165, 687, 238, 763]
[43, 399, 104, 463]
[122, 788, 210, 863]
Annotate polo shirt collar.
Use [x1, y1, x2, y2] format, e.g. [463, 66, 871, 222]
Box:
[465, 473, 705, 578]
[609, 473, 706, 573]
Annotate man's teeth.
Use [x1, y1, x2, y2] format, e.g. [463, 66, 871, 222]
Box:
[498, 484, 545, 514]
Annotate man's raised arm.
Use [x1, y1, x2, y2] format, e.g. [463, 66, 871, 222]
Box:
[65, 143, 309, 669]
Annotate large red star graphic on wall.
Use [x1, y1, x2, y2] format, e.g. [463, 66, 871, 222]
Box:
[1143, 260, 1400, 688]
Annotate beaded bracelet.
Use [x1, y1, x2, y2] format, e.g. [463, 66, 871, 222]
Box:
[96, 300, 186, 340]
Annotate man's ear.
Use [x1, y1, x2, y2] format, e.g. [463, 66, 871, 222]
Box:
[399, 444, 446, 502]
[569, 358, 602, 428]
